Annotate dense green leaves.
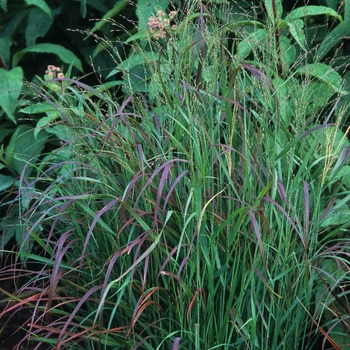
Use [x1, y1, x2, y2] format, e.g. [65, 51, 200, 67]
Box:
[0, 174, 15, 191]
[25, 7, 52, 46]
[236, 29, 266, 59]
[286, 5, 342, 22]
[0, 0, 7, 11]
[264, 0, 283, 23]
[283, 18, 306, 51]
[0, 67, 23, 123]
[90, 0, 129, 33]
[4, 124, 47, 175]
[24, 0, 52, 19]
[13, 43, 84, 72]
[316, 20, 350, 60]
[296, 63, 349, 94]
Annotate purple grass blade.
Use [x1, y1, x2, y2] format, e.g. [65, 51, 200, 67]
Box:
[249, 211, 267, 273]
[137, 143, 145, 176]
[131, 336, 153, 350]
[178, 257, 189, 277]
[154, 163, 172, 231]
[98, 95, 134, 150]
[162, 170, 189, 215]
[180, 80, 187, 105]
[157, 244, 181, 278]
[333, 145, 350, 170]
[82, 197, 120, 266]
[178, 229, 197, 276]
[142, 254, 150, 293]
[57, 285, 102, 345]
[318, 196, 336, 221]
[129, 230, 154, 286]
[262, 196, 305, 248]
[49, 232, 75, 307]
[153, 113, 161, 145]
[241, 62, 275, 91]
[299, 123, 335, 139]
[135, 159, 189, 206]
[277, 180, 288, 203]
[160, 270, 186, 287]
[100, 231, 152, 302]
[172, 337, 181, 350]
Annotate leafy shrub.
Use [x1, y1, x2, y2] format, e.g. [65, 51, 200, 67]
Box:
[0, 0, 138, 250]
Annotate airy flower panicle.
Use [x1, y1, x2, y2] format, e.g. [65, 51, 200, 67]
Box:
[45, 65, 64, 79]
[147, 10, 177, 40]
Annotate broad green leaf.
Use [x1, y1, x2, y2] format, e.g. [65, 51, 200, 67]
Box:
[20, 185, 37, 210]
[325, 0, 337, 10]
[4, 125, 48, 176]
[264, 0, 283, 23]
[327, 165, 350, 188]
[292, 81, 333, 120]
[284, 19, 306, 51]
[19, 103, 61, 138]
[34, 111, 61, 138]
[309, 125, 350, 155]
[0, 8, 29, 66]
[2, 9, 29, 38]
[326, 128, 350, 150]
[320, 205, 350, 227]
[328, 323, 350, 348]
[0, 218, 18, 250]
[19, 102, 57, 115]
[273, 77, 297, 124]
[345, 0, 350, 21]
[0, 0, 7, 11]
[226, 20, 264, 32]
[125, 31, 149, 43]
[0, 67, 24, 123]
[79, 0, 87, 18]
[285, 5, 342, 23]
[0, 126, 15, 143]
[13, 44, 83, 72]
[279, 35, 297, 67]
[202, 0, 228, 3]
[25, 7, 52, 47]
[319, 258, 345, 281]
[47, 124, 75, 141]
[120, 52, 158, 70]
[295, 63, 348, 94]
[236, 29, 266, 59]
[0, 37, 11, 69]
[315, 258, 346, 307]
[91, 0, 129, 33]
[306, 126, 350, 180]
[316, 20, 350, 61]
[24, 0, 52, 19]
[107, 52, 158, 78]
[336, 70, 350, 116]
[0, 174, 15, 191]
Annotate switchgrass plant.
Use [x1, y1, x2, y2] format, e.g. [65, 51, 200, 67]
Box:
[1, 1, 350, 349]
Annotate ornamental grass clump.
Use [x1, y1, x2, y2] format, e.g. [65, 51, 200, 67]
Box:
[1, 0, 350, 349]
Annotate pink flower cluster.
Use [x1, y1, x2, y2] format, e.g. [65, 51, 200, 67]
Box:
[45, 65, 64, 79]
[147, 10, 177, 39]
